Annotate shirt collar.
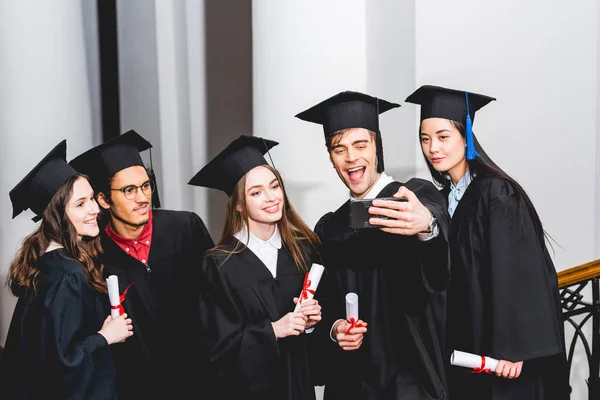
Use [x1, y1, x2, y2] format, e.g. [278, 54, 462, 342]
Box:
[352, 172, 394, 200]
[234, 224, 282, 250]
[449, 171, 476, 202]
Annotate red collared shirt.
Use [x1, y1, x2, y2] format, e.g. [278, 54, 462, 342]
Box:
[105, 210, 153, 265]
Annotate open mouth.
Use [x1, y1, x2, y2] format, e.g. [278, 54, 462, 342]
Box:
[346, 166, 365, 183]
[84, 219, 97, 225]
[263, 204, 280, 214]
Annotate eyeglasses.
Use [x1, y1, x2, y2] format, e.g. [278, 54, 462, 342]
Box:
[110, 180, 155, 200]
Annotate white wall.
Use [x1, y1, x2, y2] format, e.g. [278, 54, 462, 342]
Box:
[0, 0, 97, 345]
[117, 0, 209, 217]
[414, 0, 598, 272]
[253, 0, 417, 229]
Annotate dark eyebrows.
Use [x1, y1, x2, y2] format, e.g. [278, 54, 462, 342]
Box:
[246, 178, 278, 193]
[117, 180, 151, 191]
[420, 129, 452, 135]
[331, 139, 369, 149]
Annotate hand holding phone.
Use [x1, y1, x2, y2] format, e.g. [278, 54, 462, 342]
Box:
[349, 197, 408, 229]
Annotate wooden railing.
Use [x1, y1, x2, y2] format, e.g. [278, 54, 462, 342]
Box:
[558, 259, 600, 288]
[559, 259, 600, 400]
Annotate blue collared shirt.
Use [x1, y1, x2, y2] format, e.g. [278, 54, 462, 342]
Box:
[448, 171, 476, 218]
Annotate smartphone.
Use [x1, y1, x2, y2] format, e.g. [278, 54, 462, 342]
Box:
[349, 197, 408, 229]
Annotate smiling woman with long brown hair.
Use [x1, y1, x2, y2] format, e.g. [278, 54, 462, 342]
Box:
[0, 140, 133, 400]
[189, 135, 323, 400]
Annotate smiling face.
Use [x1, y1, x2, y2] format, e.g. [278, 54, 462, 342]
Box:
[328, 128, 380, 199]
[419, 117, 468, 184]
[238, 165, 284, 234]
[65, 177, 100, 240]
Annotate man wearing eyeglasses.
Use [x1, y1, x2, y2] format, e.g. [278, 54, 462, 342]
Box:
[69, 130, 215, 400]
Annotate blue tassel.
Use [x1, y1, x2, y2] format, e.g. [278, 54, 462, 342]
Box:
[464, 92, 479, 160]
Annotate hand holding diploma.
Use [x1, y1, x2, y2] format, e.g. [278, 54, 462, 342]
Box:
[294, 263, 324, 311]
[345, 292, 361, 333]
[106, 275, 133, 319]
[293, 263, 324, 329]
[332, 292, 368, 351]
[451, 350, 523, 379]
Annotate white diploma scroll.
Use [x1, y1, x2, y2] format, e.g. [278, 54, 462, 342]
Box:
[345, 292, 359, 322]
[106, 275, 122, 319]
[294, 263, 325, 312]
[450, 350, 498, 373]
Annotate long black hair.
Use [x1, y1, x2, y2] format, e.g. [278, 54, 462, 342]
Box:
[423, 120, 556, 250]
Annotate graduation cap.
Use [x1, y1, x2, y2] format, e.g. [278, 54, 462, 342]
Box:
[188, 135, 279, 196]
[295, 91, 400, 173]
[69, 130, 152, 188]
[405, 85, 496, 160]
[9, 140, 78, 222]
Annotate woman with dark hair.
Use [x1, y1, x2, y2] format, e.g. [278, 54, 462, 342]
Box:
[405, 86, 569, 400]
[0, 140, 133, 399]
[188, 135, 323, 400]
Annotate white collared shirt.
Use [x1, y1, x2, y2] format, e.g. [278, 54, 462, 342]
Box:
[356, 172, 395, 200]
[234, 225, 282, 278]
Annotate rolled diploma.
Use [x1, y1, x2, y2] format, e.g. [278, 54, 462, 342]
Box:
[106, 275, 122, 319]
[345, 292, 359, 322]
[294, 263, 325, 312]
[450, 350, 499, 372]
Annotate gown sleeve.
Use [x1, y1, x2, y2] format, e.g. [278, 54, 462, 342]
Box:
[197, 255, 280, 392]
[46, 266, 109, 393]
[486, 179, 564, 361]
[405, 178, 451, 293]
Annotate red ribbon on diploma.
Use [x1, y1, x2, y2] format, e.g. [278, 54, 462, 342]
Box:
[346, 317, 363, 334]
[111, 282, 133, 316]
[300, 272, 315, 303]
[472, 355, 492, 374]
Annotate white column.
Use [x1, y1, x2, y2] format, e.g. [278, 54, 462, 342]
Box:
[117, 0, 208, 217]
[0, 0, 95, 345]
[596, 0, 600, 261]
[253, 0, 416, 230]
[253, 0, 368, 230]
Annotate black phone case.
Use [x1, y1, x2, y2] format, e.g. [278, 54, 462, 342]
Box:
[349, 197, 407, 229]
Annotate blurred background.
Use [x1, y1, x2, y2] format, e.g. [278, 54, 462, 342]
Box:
[1, 0, 598, 398]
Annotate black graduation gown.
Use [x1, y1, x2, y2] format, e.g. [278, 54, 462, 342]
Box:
[0, 250, 117, 400]
[445, 173, 570, 400]
[197, 238, 317, 400]
[100, 209, 215, 399]
[314, 179, 451, 400]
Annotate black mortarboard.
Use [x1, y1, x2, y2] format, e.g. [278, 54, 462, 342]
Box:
[188, 135, 278, 196]
[9, 140, 78, 222]
[405, 85, 496, 160]
[69, 129, 152, 190]
[295, 91, 400, 173]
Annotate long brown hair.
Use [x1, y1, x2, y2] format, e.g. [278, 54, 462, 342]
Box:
[7, 174, 106, 297]
[210, 165, 320, 272]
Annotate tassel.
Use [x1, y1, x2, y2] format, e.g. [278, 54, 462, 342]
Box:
[465, 92, 479, 160]
[375, 131, 385, 173]
[148, 148, 161, 209]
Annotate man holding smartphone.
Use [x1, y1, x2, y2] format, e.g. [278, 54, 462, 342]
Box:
[296, 91, 450, 400]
